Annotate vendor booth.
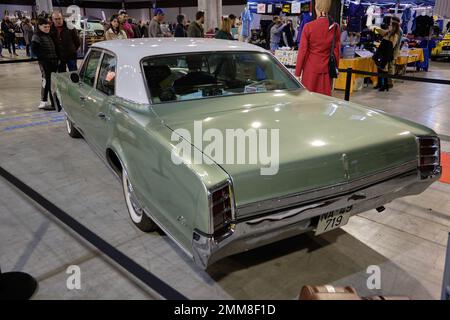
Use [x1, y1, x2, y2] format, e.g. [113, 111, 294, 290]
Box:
[269, 0, 442, 94]
[244, 1, 314, 49]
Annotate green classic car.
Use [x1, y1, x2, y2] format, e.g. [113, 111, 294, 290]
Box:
[51, 38, 441, 269]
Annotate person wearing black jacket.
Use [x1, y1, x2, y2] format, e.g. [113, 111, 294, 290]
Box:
[50, 11, 80, 72]
[174, 15, 187, 37]
[139, 20, 149, 38]
[130, 18, 142, 38]
[1, 16, 18, 57]
[280, 19, 295, 48]
[32, 18, 58, 110]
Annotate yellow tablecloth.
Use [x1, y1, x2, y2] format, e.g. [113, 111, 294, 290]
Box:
[335, 57, 378, 93]
[395, 48, 425, 65]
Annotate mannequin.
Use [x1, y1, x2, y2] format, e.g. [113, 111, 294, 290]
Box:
[311, 0, 342, 21]
[401, 4, 413, 34]
[240, 5, 253, 42]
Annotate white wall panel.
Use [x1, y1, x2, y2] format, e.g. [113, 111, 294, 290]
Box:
[0, 5, 33, 18]
[159, 7, 181, 24]
[84, 8, 117, 20]
[127, 8, 150, 22]
[222, 5, 246, 17]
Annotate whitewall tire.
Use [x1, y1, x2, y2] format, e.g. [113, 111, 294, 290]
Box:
[122, 169, 157, 232]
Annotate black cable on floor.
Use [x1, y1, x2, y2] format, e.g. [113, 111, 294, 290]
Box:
[0, 165, 188, 300]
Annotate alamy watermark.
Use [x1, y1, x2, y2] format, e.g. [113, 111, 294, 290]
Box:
[366, 265, 381, 290]
[171, 121, 280, 175]
[66, 265, 81, 290]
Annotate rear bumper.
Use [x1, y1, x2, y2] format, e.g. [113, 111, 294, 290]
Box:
[192, 167, 440, 269]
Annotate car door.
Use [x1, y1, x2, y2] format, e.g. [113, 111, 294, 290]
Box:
[82, 52, 117, 152]
[72, 49, 102, 134]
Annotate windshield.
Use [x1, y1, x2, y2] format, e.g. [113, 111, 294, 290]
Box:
[141, 52, 301, 104]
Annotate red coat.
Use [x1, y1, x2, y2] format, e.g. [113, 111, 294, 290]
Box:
[295, 17, 341, 96]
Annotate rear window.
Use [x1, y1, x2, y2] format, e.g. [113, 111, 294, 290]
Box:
[141, 52, 301, 104]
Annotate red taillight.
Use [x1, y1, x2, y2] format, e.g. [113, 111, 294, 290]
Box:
[418, 137, 441, 179]
[210, 183, 233, 238]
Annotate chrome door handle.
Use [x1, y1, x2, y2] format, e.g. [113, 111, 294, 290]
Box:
[97, 112, 110, 121]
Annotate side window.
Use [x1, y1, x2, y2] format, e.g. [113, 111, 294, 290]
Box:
[79, 50, 102, 87]
[96, 53, 116, 96]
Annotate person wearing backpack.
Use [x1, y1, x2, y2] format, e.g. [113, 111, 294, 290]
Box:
[295, 0, 340, 96]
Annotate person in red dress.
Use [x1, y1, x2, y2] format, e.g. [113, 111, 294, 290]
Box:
[295, 0, 340, 96]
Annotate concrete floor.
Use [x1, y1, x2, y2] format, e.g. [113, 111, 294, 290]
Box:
[0, 59, 450, 300]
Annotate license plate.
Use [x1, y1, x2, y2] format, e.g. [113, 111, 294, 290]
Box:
[315, 206, 353, 236]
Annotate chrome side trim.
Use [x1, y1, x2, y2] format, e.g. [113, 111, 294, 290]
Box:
[236, 161, 418, 218]
[142, 206, 194, 259]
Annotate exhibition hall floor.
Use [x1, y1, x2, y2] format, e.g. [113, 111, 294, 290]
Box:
[0, 61, 449, 299]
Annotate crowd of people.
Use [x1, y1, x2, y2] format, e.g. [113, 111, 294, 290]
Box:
[102, 9, 237, 41]
[0, 1, 406, 111]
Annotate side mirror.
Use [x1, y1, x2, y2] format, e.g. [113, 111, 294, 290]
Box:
[70, 73, 80, 84]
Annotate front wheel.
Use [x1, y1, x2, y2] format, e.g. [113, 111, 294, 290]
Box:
[122, 170, 158, 232]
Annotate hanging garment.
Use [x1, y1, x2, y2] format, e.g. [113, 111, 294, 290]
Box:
[411, 11, 417, 34]
[401, 7, 412, 34]
[240, 8, 253, 38]
[347, 2, 366, 33]
[414, 15, 434, 37]
[297, 12, 313, 44]
[366, 5, 382, 28]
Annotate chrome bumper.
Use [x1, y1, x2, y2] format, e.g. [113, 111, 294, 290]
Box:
[192, 168, 440, 269]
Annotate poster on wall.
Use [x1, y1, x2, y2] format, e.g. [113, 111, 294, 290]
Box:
[291, 2, 301, 14]
[282, 3, 292, 14]
[257, 3, 266, 14]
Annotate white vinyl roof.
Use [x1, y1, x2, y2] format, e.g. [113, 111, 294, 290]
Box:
[93, 38, 267, 57]
[91, 38, 268, 104]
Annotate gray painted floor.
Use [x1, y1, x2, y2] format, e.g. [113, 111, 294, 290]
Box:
[0, 59, 449, 300]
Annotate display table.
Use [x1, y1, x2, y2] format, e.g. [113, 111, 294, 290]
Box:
[275, 49, 425, 94]
[395, 48, 425, 75]
[335, 57, 378, 93]
[396, 48, 425, 65]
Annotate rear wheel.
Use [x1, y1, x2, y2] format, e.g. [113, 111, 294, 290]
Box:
[122, 169, 158, 232]
[65, 116, 82, 138]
